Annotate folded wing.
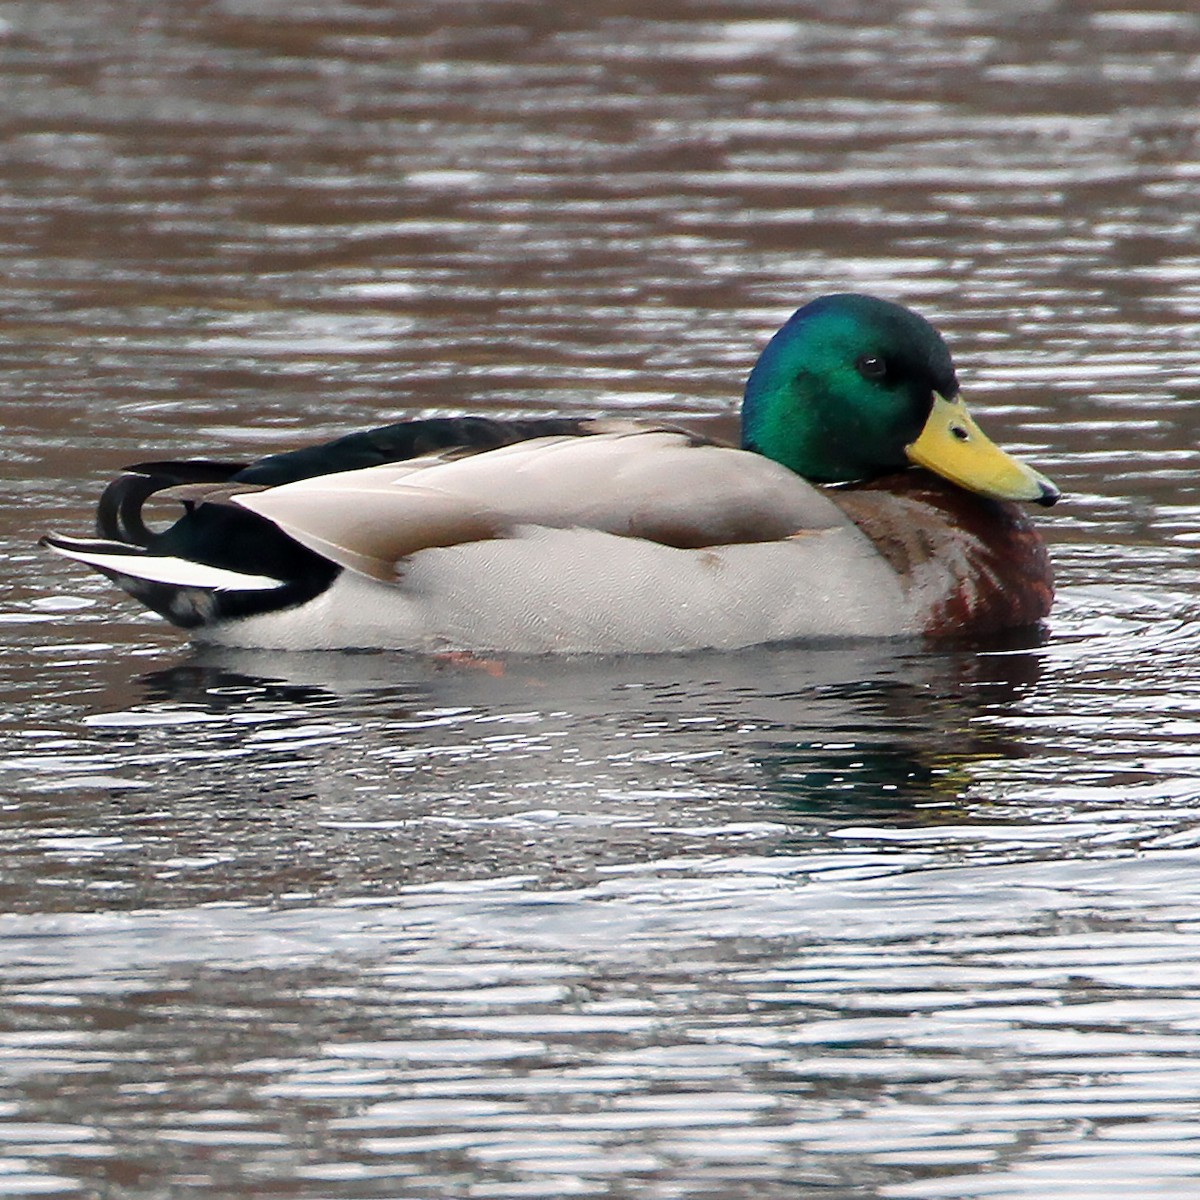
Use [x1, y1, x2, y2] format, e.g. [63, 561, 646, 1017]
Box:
[234, 429, 851, 581]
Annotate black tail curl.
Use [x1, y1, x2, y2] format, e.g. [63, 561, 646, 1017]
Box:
[96, 460, 248, 545]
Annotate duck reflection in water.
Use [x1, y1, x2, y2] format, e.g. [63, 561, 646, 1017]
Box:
[128, 633, 1046, 845]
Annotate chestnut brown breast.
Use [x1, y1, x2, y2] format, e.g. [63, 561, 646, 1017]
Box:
[830, 470, 1054, 638]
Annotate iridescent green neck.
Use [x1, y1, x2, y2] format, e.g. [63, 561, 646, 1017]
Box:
[740, 294, 956, 483]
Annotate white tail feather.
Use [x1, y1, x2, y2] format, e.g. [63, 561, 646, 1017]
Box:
[43, 538, 286, 592]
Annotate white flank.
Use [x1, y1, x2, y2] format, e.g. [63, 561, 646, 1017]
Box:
[198, 524, 913, 652]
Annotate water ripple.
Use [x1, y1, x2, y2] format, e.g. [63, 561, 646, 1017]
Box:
[6, 0, 1200, 1197]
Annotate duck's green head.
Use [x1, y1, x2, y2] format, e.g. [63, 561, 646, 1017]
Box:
[741, 293, 1059, 506]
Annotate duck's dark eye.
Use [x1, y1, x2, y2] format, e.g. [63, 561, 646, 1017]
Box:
[856, 355, 887, 381]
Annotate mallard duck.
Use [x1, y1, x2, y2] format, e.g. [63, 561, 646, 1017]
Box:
[42, 294, 1059, 654]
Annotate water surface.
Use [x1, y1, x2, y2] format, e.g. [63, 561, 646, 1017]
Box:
[4, 2, 1200, 1197]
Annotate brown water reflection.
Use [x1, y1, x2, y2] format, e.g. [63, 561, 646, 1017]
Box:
[6, 1, 1200, 1197]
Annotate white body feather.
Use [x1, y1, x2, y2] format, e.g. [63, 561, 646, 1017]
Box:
[198, 524, 915, 653]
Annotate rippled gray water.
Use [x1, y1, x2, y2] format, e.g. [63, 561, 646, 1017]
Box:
[4, 2, 1200, 1196]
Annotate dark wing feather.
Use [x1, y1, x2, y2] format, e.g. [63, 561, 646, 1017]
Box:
[234, 416, 596, 487]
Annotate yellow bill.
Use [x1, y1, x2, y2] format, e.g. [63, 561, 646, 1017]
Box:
[906, 395, 1059, 507]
